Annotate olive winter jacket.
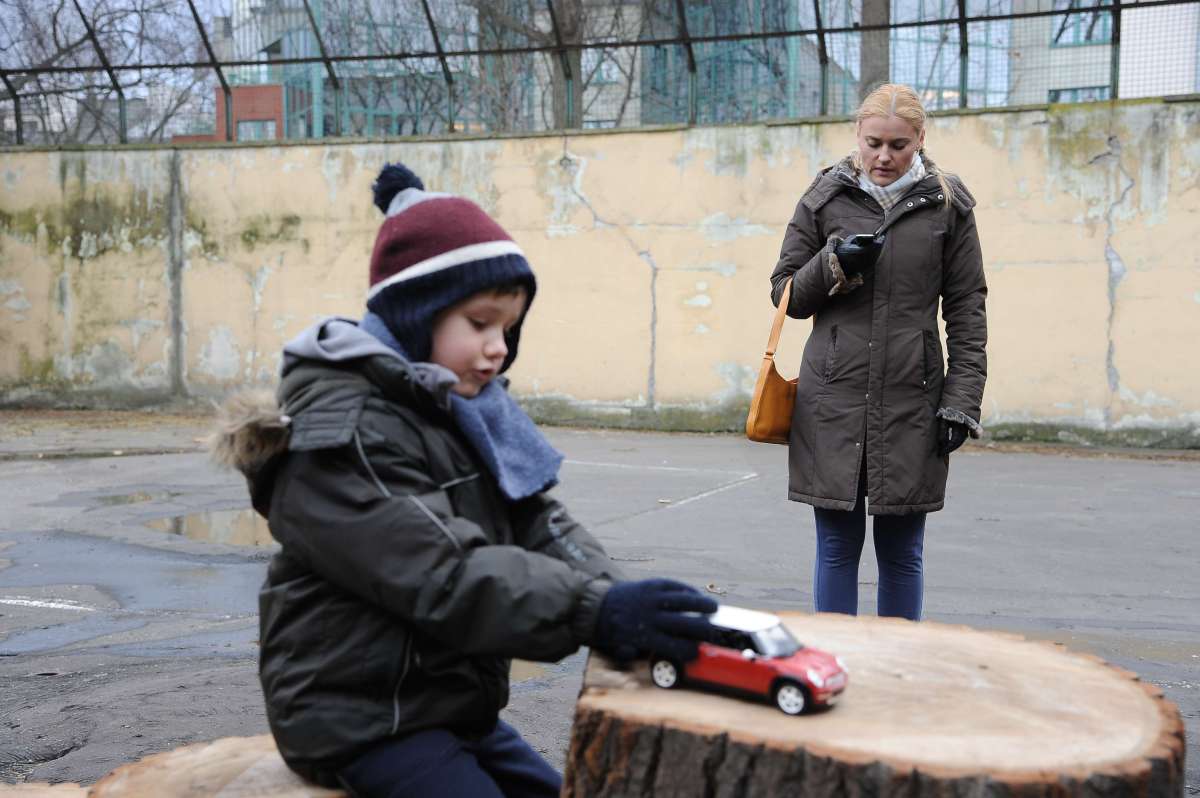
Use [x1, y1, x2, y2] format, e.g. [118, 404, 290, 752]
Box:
[223, 321, 623, 785]
[769, 157, 988, 515]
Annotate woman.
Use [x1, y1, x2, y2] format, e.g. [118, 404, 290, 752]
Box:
[769, 84, 987, 621]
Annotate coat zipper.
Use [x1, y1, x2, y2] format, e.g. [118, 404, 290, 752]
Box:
[391, 635, 413, 734]
[825, 325, 839, 382]
[353, 431, 393, 498]
[873, 185, 941, 237]
[351, 430, 430, 735]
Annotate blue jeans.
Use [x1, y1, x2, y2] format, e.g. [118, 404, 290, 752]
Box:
[337, 720, 561, 798]
[812, 473, 926, 620]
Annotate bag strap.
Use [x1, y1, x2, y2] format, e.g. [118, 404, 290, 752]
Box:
[765, 277, 794, 358]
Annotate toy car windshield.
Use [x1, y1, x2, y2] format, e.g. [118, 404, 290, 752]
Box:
[753, 623, 802, 658]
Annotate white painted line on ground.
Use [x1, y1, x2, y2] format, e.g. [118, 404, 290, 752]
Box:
[0, 597, 97, 612]
[665, 473, 760, 509]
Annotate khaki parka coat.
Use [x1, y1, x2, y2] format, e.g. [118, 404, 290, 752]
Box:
[770, 156, 987, 515]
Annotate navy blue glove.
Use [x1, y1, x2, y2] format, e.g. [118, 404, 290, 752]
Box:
[592, 578, 718, 663]
[938, 419, 968, 456]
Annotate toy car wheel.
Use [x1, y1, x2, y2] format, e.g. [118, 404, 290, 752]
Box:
[650, 659, 681, 689]
[773, 680, 808, 715]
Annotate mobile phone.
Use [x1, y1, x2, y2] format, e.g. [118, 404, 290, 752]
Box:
[849, 233, 883, 246]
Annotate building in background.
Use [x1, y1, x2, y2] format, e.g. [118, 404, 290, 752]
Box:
[639, 0, 857, 123]
[1008, 0, 1117, 105]
[155, 0, 1200, 142]
[1007, 0, 1199, 105]
[1117, 0, 1200, 98]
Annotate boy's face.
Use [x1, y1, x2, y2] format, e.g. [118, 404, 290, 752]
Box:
[430, 288, 528, 398]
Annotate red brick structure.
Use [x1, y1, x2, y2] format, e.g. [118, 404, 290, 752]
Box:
[173, 85, 284, 143]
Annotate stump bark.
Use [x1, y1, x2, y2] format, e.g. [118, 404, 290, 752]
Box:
[563, 612, 1185, 797]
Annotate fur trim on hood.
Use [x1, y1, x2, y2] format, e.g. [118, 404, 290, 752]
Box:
[207, 388, 291, 478]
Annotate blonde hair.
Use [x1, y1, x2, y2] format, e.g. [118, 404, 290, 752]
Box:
[855, 83, 953, 208]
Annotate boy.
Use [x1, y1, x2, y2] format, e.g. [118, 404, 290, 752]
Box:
[212, 163, 716, 797]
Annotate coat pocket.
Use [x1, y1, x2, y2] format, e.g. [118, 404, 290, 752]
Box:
[823, 325, 839, 383]
[922, 329, 944, 399]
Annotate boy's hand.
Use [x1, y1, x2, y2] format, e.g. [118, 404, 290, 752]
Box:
[592, 578, 718, 663]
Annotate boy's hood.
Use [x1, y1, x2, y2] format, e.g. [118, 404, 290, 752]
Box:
[281, 316, 398, 372]
[211, 317, 458, 504]
[281, 316, 459, 407]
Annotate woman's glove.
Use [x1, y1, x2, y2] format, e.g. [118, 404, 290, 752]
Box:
[592, 578, 718, 663]
[938, 419, 969, 456]
[833, 234, 886, 277]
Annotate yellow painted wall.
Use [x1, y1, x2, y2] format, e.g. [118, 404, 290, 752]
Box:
[2, 99, 1198, 441]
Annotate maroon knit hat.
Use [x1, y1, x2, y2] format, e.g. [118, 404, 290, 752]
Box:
[365, 163, 536, 370]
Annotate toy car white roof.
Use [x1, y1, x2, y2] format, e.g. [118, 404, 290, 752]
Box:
[707, 605, 782, 633]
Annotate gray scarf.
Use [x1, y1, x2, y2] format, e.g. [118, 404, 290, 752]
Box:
[359, 312, 563, 502]
[856, 153, 927, 212]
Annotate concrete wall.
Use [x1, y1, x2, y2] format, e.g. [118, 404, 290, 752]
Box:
[2, 98, 1199, 445]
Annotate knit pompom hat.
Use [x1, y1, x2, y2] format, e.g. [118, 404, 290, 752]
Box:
[366, 163, 536, 372]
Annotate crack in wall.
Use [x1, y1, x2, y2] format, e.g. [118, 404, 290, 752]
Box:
[167, 151, 185, 398]
[1094, 135, 1135, 427]
[640, 250, 659, 407]
[559, 146, 658, 407]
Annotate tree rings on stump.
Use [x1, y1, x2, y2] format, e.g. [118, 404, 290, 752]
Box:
[564, 612, 1185, 797]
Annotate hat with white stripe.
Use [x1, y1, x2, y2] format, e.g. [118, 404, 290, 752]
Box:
[366, 162, 536, 371]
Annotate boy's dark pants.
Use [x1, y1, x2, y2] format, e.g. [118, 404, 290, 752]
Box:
[337, 720, 562, 798]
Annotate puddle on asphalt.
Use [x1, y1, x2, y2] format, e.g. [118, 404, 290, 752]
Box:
[98, 491, 181, 506]
[146, 509, 274, 547]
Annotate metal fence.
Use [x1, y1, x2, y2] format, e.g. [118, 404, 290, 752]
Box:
[2, 0, 1198, 146]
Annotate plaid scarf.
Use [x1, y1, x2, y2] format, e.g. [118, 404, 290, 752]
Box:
[856, 154, 927, 212]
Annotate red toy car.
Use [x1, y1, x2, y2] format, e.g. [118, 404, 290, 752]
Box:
[649, 606, 847, 715]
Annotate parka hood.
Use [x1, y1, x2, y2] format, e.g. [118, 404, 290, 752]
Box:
[208, 316, 394, 485]
[280, 316, 458, 409]
[801, 154, 976, 216]
[209, 316, 459, 510]
[207, 388, 291, 515]
[281, 316, 399, 375]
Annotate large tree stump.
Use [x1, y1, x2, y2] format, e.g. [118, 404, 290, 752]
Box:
[564, 613, 1185, 797]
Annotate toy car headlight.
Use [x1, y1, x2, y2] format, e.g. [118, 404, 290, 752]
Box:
[806, 668, 826, 688]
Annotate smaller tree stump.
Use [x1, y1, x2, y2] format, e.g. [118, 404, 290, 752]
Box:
[0, 786, 86, 796]
[87, 735, 344, 798]
[564, 612, 1186, 797]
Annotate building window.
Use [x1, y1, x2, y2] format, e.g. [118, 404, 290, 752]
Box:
[1048, 86, 1112, 103]
[237, 119, 277, 141]
[1050, 0, 1112, 46]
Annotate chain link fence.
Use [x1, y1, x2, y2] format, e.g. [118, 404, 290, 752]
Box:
[1, 0, 1197, 145]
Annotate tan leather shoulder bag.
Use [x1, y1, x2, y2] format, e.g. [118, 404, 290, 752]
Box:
[745, 277, 797, 445]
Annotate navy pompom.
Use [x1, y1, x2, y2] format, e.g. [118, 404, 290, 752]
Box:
[372, 163, 425, 214]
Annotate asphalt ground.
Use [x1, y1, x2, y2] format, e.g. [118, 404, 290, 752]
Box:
[0, 411, 1196, 791]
